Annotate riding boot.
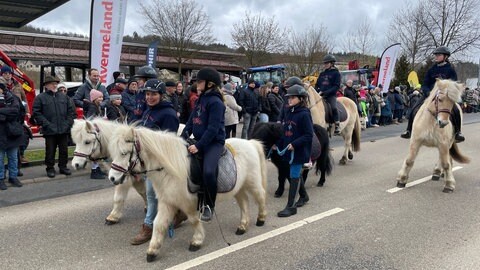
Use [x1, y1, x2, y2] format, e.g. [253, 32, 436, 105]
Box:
[277, 178, 299, 217]
[295, 177, 309, 207]
[274, 176, 286, 198]
[451, 106, 465, 143]
[334, 122, 341, 135]
[400, 116, 413, 139]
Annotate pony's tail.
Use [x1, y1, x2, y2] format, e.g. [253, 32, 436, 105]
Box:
[351, 112, 361, 152]
[314, 125, 333, 176]
[450, 143, 470, 164]
[251, 139, 268, 191]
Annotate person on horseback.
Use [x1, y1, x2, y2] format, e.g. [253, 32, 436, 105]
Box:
[400, 46, 464, 142]
[181, 67, 226, 222]
[131, 79, 180, 245]
[315, 54, 341, 135]
[274, 84, 313, 217]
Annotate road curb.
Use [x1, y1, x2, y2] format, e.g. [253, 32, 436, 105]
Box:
[21, 170, 91, 185]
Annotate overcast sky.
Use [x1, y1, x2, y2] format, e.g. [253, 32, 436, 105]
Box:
[29, 0, 478, 60]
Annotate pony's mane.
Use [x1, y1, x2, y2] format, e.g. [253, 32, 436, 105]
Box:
[306, 85, 320, 106]
[251, 122, 283, 148]
[110, 125, 189, 180]
[428, 79, 464, 103]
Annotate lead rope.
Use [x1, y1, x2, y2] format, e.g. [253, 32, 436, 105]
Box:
[274, 146, 295, 164]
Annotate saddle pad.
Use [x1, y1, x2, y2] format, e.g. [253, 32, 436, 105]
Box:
[310, 134, 321, 161]
[188, 145, 237, 194]
[323, 99, 348, 123]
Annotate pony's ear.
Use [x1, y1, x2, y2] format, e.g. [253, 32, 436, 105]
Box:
[85, 121, 93, 132]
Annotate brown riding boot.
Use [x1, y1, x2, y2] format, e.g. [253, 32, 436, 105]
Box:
[173, 211, 188, 229]
[130, 224, 152, 245]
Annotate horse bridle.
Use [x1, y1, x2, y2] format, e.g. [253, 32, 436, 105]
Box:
[73, 123, 108, 161]
[110, 132, 163, 176]
[427, 90, 452, 118]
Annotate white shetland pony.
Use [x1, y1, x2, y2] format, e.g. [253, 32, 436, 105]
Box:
[396, 79, 470, 192]
[107, 125, 267, 262]
[71, 118, 147, 225]
[306, 85, 361, 164]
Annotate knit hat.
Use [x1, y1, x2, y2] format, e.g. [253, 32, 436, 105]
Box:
[57, 83, 66, 90]
[110, 89, 122, 100]
[1, 66, 12, 74]
[223, 83, 233, 93]
[165, 81, 176, 87]
[90, 89, 103, 102]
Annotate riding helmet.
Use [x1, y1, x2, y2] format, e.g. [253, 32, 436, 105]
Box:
[433, 46, 451, 57]
[196, 67, 222, 86]
[323, 54, 336, 63]
[285, 84, 308, 97]
[134, 65, 158, 79]
[284, 76, 303, 88]
[141, 79, 166, 94]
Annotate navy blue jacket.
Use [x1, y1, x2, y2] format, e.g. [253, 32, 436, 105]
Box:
[277, 105, 313, 164]
[140, 101, 179, 133]
[421, 62, 457, 96]
[133, 90, 147, 122]
[182, 89, 226, 152]
[315, 67, 341, 97]
[239, 86, 261, 114]
[121, 89, 136, 122]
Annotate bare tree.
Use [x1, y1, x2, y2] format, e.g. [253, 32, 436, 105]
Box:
[419, 0, 480, 58]
[231, 12, 287, 67]
[285, 25, 332, 77]
[342, 18, 376, 64]
[387, 3, 430, 69]
[140, 0, 214, 78]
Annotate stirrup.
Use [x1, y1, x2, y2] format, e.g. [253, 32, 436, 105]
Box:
[199, 204, 213, 223]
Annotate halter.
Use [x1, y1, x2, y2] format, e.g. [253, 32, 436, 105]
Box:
[110, 131, 163, 176]
[426, 90, 452, 118]
[73, 123, 108, 161]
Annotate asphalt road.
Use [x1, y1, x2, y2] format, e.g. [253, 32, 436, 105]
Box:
[1, 113, 479, 269]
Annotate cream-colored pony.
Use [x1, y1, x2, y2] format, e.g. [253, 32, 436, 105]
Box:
[396, 79, 470, 192]
[71, 118, 147, 224]
[306, 85, 361, 164]
[107, 125, 267, 262]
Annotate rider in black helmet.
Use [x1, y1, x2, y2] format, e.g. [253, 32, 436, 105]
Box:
[400, 46, 463, 142]
[315, 54, 341, 135]
[133, 65, 158, 121]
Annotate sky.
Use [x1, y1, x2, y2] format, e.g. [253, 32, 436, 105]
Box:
[28, 0, 479, 61]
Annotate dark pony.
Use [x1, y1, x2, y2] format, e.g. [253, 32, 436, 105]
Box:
[251, 122, 333, 197]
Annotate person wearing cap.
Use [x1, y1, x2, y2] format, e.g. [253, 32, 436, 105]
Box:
[0, 66, 26, 106]
[315, 54, 341, 135]
[106, 90, 126, 122]
[130, 78, 180, 245]
[33, 76, 76, 179]
[181, 67, 226, 222]
[106, 71, 123, 93]
[108, 77, 128, 95]
[272, 84, 313, 217]
[73, 68, 110, 114]
[222, 82, 242, 138]
[165, 80, 180, 117]
[121, 79, 138, 123]
[401, 46, 463, 142]
[239, 78, 261, 139]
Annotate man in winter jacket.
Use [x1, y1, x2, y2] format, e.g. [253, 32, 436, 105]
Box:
[33, 76, 77, 178]
[72, 68, 109, 114]
[239, 79, 261, 139]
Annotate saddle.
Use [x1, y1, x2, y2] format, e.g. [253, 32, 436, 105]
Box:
[322, 99, 348, 124]
[187, 141, 237, 194]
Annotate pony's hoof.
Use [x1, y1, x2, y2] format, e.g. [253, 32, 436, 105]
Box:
[339, 159, 346, 165]
[256, 219, 265, 227]
[235, 228, 246, 235]
[105, 219, 118, 225]
[443, 187, 454, 193]
[189, 244, 201, 252]
[396, 182, 406, 188]
[146, 254, 156, 262]
[348, 152, 353, 160]
[317, 181, 324, 187]
[432, 175, 441, 181]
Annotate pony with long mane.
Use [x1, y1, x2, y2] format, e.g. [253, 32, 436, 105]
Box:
[305, 85, 361, 165]
[251, 122, 333, 197]
[71, 118, 147, 225]
[107, 125, 267, 262]
[396, 79, 470, 192]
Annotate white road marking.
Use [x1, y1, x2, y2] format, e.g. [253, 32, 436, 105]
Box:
[166, 207, 345, 270]
[387, 166, 463, 193]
